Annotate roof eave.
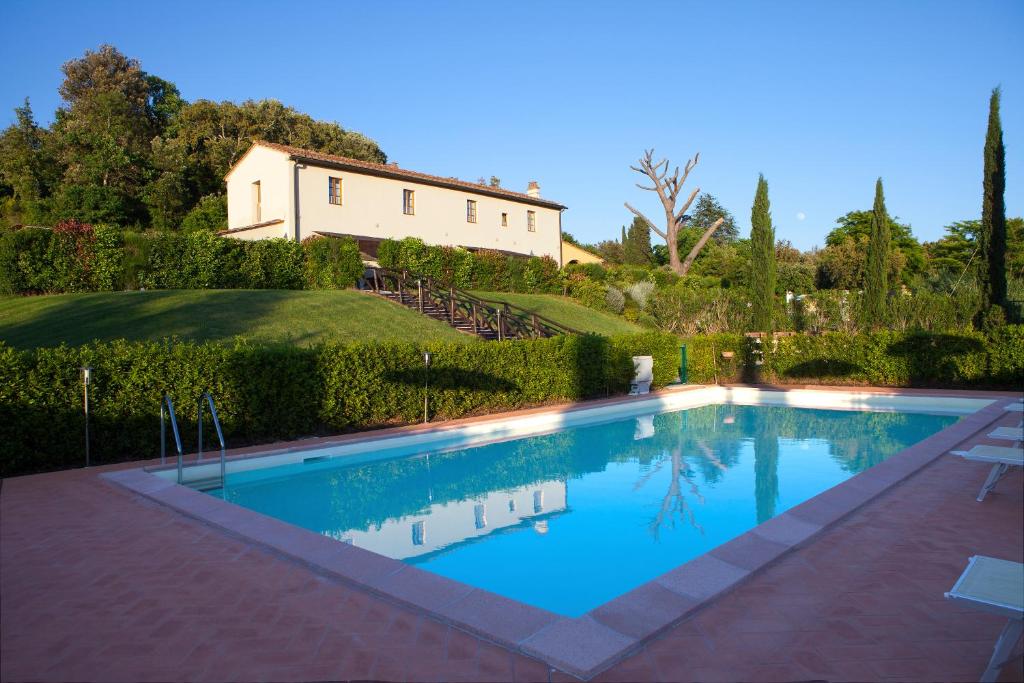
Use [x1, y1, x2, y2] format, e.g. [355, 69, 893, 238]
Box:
[288, 153, 568, 211]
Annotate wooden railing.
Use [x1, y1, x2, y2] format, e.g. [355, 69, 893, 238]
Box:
[365, 266, 581, 340]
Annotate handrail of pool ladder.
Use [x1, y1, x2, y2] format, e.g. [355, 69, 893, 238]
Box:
[160, 395, 185, 482]
[197, 392, 227, 489]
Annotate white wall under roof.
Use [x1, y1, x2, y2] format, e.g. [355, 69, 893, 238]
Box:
[224, 144, 564, 265]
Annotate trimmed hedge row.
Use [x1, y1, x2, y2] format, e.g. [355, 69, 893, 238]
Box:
[0, 331, 678, 477]
[757, 326, 1024, 388]
[676, 328, 1024, 388]
[0, 223, 363, 294]
[376, 237, 562, 293]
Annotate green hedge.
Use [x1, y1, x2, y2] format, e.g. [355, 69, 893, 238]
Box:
[376, 237, 562, 293]
[756, 327, 1024, 387]
[0, 224, 361, 294]
[0, 331, 678, 477]
[674, 334, 747, 383]
[676, 328, 1024, 387]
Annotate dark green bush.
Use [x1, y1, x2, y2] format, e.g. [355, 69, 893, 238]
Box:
[239, 238, 304, 289]
[681, 333, 747, 383]
[756, 327, 1024, 388]
[0, 331, 678, 477]
[375, 237, 561, 293]
[0, 227, 53, 293]
[0, 229, 353, 294]
[302, 236, 363, 289]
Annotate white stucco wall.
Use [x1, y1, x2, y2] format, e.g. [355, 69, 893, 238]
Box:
[225, 145, 292, 234]
[224, 143, 563, 263]
[294, 163, 563, 263]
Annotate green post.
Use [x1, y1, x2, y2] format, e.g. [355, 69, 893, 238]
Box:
[679, 345, 688, 384]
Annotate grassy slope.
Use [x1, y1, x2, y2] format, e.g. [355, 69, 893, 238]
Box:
[471, 291, 642, 336]
[0, 290, 473, 349]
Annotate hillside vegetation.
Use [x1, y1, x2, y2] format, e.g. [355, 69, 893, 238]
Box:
[472, 291, 643, 336]
[0, 289, 642, 350]
[0, 290, 471, 349]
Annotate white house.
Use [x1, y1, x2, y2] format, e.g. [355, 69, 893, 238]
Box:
[222, 141, 568, 265]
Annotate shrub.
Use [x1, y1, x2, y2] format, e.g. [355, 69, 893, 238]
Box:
[678, 334, 746, 383]
[49, 219, 96, 292]
[625, 281, 656, 310]
[180, 194, 228, 233]
[302, 236, 363, 290]
[376, 238, 401, 269]
[568, 278, 608, 311]
[564, 262, 607, 282]
[757, 328, 1024, 388]
[0, 227, 54, 293]
[91, 225, 125, 291]
[0, 331, 678, 477]
[372, 237, 560, 294]
[238, 238, 304, 289]
[605, 285, 626, 313]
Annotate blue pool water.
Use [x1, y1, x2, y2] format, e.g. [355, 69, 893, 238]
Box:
[210, 404, 958, 616]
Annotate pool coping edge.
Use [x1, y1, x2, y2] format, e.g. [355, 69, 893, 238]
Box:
[101, 389, 1016, 680]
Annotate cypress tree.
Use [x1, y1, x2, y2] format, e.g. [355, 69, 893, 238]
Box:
[624, 216, 654, 265]
[621, 225, 628, 247]
[863, 178, 890, 327]
[750, 174, 776, 331]
[979, 87, 1007, 317]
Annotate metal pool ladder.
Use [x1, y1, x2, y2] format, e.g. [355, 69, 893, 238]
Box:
[160, 393, 227, 489]
[196, 392, 227, 490]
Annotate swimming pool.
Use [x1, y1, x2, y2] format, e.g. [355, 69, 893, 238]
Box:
[205, 399, 959, 616]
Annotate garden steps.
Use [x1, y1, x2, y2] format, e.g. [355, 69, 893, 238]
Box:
[375, 290, 499, 340]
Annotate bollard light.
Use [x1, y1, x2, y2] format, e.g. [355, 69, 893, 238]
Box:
[423, 352, 432, 423]
[80, 366, 92, 467]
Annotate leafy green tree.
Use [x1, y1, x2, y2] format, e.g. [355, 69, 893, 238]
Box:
[623, 216, 654, 265]
[817, 210, 922, 289]
[1, 45, 388, 231]
[862, 178, 891, 327]
[0, 99, 57, 225]
[927, 217, 1024, 284]
[979, 87, 1007, 317]
[750, 174, 776, 330]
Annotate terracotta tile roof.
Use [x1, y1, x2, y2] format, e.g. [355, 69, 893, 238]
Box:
[251, 140, 567, 210]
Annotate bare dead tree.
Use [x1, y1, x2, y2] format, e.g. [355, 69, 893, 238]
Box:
[625, 148, 724, 276]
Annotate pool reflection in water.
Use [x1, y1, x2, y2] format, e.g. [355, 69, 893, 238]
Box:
[212, 404, 957, 616]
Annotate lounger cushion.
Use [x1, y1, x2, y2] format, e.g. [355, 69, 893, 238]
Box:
[952, 445, 1024, 466]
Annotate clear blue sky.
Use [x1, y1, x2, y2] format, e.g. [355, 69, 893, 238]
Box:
[1, 0, 1021, 249]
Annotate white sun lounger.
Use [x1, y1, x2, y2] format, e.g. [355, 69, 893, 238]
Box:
[952, 445, 1024, 502]
[988, 426, 1024, 441]
[945, 555, 1024, 682]
[1005, 403, 1023, 413]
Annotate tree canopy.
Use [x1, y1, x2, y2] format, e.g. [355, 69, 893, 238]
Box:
[0, 44, 386, 230]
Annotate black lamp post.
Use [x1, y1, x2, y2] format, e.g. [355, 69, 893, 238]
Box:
[80, 366, 92, 467]
[423, 352, 432, 423]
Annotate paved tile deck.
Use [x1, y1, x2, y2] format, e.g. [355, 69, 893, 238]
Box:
[2, 398, 1023, 682]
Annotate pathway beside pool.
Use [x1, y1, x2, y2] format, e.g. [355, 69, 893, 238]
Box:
[2, 389, 1022, 682]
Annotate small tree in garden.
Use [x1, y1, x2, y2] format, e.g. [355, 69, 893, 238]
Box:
[625, 148, 723, 275]
[979, 86, 1007, 325]
[862, 178, 891, 327]
[624, 216, 654, 266]
[750, 174, 776, 331]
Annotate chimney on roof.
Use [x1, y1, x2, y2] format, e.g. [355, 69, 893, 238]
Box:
[527, 181, 541, 198]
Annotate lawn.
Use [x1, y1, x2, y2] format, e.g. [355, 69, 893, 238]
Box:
[0, 290, 473, 349]
[471, 291, 642, 336]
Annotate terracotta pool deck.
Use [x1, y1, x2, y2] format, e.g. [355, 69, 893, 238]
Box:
[2, 391, 1023, 682]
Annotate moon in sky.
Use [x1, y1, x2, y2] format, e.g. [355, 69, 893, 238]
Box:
[796, 211, 806, 221]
